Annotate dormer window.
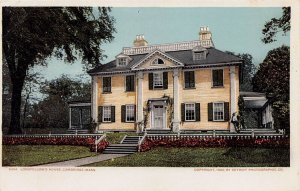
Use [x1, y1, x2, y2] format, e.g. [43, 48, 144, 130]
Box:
[192, 46, 208, 61]
[118, 58, 127, 66]
[116, 53, 131, 67]
[152, 58, 164, 65]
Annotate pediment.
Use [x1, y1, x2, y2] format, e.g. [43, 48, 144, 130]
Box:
[131, 49, 184, 70]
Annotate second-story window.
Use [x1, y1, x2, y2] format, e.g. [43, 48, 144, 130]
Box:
[153, 73, 163, 88]
[212, 69, 223, 87]
[125, 75, 135, 91]
[184, 71, 195, 88]
[103, 77, 111, 93]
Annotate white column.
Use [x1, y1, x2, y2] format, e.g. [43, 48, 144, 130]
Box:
[172, 69, 180, 132]
[137, 71, 144, 133]
[69, 107, 72, 129]
[91, 76, 98, 124]
[230, 66, 237, 132]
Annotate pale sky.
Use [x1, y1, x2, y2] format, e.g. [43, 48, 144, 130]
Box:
[34, 7, 290, 81]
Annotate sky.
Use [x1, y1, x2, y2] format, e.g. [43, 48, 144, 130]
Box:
[34, 7, 290, 81]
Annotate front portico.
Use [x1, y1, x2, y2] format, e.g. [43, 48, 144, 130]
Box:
[148, 98, 168, 130]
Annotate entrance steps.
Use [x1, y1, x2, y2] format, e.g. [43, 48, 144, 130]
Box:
[103, 136, 141, 154]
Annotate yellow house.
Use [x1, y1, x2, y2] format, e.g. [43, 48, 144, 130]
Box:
[88, 27, 242, 133]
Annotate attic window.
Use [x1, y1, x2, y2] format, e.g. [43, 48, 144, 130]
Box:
[152, 58, 164, 65]
[193, 51, 206, 61]
[117, 58, 127, 67]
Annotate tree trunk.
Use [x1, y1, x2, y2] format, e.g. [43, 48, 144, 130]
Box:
[8, 78, 25, 134]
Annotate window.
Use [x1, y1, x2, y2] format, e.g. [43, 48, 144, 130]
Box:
[153, 73, 163, 88]
[118, 58, 127, 66]
[103, 106, 111, 122]
[213, 102, 224, 121]
[126, 105, 135, 122]
[194, 51, 206, 61]
[152, 58, 164, 65]
[185, 103, 195, 121]
[184, 71, 195, 88]
[212, 69, 223, 87]
[125, 75, 135, 91]
[103, 77, 111, 93]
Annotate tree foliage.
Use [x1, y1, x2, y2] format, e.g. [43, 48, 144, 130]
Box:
[262, 7, 290, 44]
[3, 7, 115, 134]
[252, 46, 290, 131]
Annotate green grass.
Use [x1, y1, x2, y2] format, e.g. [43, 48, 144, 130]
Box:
[85, 147, 289, 167]
[105, 132, 138, 144]
[2, 145, 96, 166]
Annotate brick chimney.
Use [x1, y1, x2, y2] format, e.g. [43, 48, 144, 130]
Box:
[199, 26, 214, 47]
[133, 34, 148, 47]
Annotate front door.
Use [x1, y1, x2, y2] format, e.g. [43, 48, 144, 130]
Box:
[153, 105, 165, 129]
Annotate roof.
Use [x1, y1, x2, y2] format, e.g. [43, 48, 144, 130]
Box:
[244, 99, 268, 109]
[88, 47, 242, 74]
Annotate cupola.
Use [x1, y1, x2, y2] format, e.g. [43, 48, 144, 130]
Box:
[133, 34, 148, 47]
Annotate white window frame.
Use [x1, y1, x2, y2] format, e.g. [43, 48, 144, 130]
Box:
[153, 72, 163, 88]
[125, 105, 135, 122]
[117, 57, 127, 67]
[102, 106, 111, 122]
[185, 103, 196, 121]
[213, 102, 224, 121]
[152, 58, 165, 65]
[193, 51, 206, 61]
[211, 68, 224, 87]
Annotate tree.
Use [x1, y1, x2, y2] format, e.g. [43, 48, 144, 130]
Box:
[225, 52, 256, 91]
[252, 46, 290, 131]
[3, 7, 115, 134]
[262, 7, 290, 44]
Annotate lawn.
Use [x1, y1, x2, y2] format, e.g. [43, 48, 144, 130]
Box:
[2, 145, 96, 166]
[85, 147, 289, 167]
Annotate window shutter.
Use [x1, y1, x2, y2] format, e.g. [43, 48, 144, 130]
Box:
[218, 70, 223, 86]
[195, 103, 200, 121]
[184, 71, 190, 88]
[149, 73, 153, 90]
[98, 106, 103, 122]
[126, 76, 130, 91]
[121, 105, 126, 122]
[208, 103, 213, 121]
[181, 103, 185, 122]
[190, 71, 195, 88]
[163, 72, 168, 89]
[134, 105, 136, 121]
[111, 106, 115, 122]
[107, 77, 111, 92]
[131, 76, 135, 91]
[224, 102, 229, 121]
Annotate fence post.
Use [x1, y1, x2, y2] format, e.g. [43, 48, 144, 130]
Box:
[251, 130, 255, 138]
[213, 130, 216, 138]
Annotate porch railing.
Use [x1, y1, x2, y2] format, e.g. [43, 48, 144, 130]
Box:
[95, 133, 106, 153]
[138, 133, 147, 152]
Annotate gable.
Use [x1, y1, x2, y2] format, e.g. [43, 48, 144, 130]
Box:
[131, 50, 184, 70]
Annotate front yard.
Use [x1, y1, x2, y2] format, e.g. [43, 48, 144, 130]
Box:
[2, 145, 96, 166]
[85, 147, 289, 167]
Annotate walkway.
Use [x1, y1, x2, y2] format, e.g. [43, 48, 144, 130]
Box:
[36, 154, 128, 167]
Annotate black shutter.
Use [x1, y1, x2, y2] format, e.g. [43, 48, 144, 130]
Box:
[184, 71, 190, 88]
[111, 106, 115, 122]
[212, 70, 217, 87]
[208, 103, 213, 121]
[121, 105, 126, 122]
[149, 73, 153, 90]
[125, 76, 130, 91]
[190, 71, 195, 88]
[163, 72, 168, 89]
[98, 106, 103, 122]
[131, 75, 135, 91]
[195, 103, 200, 121]
[134, 105, 136, 121]
[181, 103, 185, 122]
[219, 70, 223, 86]
[224, 102, 229, 121]
[107, 77, 111, 92]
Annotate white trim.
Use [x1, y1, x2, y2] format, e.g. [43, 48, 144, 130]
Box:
[153, 72, 164, 89]
[102, 76, 112, 93]
[185, 103, 196, 122]
[211, 68, 224, 88]
[125, 104, 135, 122]
[131, 49, 184, 70]
[212, 102, 225, 121]
[150, 101, 167, 129]
[151, 57, 165, 66]
[102, 106, 112, 123]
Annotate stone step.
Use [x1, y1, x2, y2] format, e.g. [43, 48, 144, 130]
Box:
[103, 150, 136, 154]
